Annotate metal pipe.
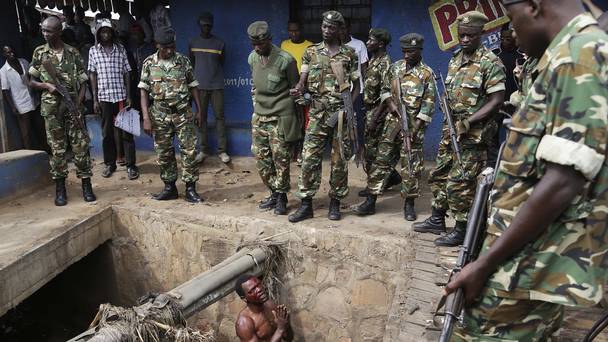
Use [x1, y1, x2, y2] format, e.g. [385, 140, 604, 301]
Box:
[170, 247, 267, 318]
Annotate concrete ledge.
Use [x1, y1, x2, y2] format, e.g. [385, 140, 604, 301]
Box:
[0, 207, 113, 317]
[0, 150, 51, 202]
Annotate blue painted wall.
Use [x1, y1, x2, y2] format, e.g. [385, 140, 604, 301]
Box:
[167, 0, 453, 160]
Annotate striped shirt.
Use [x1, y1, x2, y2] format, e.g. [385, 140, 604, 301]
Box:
[88, 43, 131, 103]
[189, 35, 225, 89]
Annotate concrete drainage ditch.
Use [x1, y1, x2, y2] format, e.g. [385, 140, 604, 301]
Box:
[0, 205, 415, 341]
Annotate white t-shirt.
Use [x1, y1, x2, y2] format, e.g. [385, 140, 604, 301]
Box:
[345, 36, 368, 93]
[0, 59, 37, 114]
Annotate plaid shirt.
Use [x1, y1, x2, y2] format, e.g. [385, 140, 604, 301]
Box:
[88, 43, 131, 103]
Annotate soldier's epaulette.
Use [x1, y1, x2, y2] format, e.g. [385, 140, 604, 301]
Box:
[452, 48, 462, 56]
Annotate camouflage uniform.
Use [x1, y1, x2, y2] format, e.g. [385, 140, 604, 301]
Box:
[29, 43, 92, 180]
[248, 45, 300, 194]
[362, 53, 391, 171]
[295, 42, 360, 200]
[455, 13, 608, 341]
[367, 60, 436, 197]
[138, 52, 200, 183]
[443, 45, 506, 222]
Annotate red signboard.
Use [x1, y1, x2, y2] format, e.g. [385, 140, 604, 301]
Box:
[429, 0, 510, 50]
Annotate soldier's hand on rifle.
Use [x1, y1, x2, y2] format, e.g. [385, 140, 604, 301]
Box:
[387, 99, 399, 115]
[455, 119, 470, 141]
[443, 258, 492, 307]
[143, 117, 153, 136]
[45, 83, 58, 94]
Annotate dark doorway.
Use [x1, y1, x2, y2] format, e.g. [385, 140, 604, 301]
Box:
[289, 0, 371, 43]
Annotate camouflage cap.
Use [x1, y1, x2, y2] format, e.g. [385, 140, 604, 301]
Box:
[457, 11, 489, 29]
[247, 21, 271, 41]
[399, 33, 424, 49]
[369, 28, 391, 45]
[154, 25, 176, 45]
[322, 10, 345, 26]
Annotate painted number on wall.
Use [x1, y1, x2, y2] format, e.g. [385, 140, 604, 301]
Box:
[429, 0, 509, 51]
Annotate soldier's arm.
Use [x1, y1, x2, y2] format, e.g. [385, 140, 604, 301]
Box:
[286, 57, 299, 89]
[445, 163, 586, 306]
[138, 59, 153, 133]
[415, 72, 437, 130]
[27, 54, 55, 93]
[380, 65, 397, 112]
[291, 47, 311, 96]
[350, 53, 361, 102]
[185, 59, 202, 117]
[445, 62, 606, 306]
[467, 59, 506, 125]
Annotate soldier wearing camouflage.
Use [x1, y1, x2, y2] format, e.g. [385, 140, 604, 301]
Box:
[355, 33, 436, 220]
[448, 4, 608, 341]
[288, 10, 360, 222]
[362, 28, 392, 173]
[247, 21, 300, 215]
[139, 26, 203, 203]
[431, 11, 506, 247]
[28, 16, 95, 206]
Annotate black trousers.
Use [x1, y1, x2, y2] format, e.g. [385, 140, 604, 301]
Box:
[101, 101, 136, 167]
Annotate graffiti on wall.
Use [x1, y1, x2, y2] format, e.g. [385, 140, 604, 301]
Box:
[429, 0, 509, 51]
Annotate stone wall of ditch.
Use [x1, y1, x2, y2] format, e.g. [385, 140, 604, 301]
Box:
[110, 206, 413, 342]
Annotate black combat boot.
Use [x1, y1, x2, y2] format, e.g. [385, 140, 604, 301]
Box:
[288, 198, 313, 223]
[382, 169, 402, 191]
[358, 188, 370, 197]
[404, 198, 417, 221]
[259, 192, 278, 210]
[274, 193, 288, 215]
[153, 181, 178, 200]
[328, 198, 341, 221]
[434, 221, 467, 247]
[55, 178, 67, 206]
[353, 194, 377, 216]
[81, 178, 97, 202]
[185, 182, 203, 203]
[412, 207, 446, 234]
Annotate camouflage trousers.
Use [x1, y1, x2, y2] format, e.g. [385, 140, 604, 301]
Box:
[363, 107, 381, 172]
[42, 101, 92, 180]
[366, 114, 424, 198]
[150, 102, 199, 183]
[453, 294, 564, 341]
[446, 147, 486, 222]
[251, 115, 291, 194]
[429, 132, 451, 211]
[296, 105, 351, 200]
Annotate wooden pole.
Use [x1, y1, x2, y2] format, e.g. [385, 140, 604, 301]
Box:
[0, 91, 9, 153]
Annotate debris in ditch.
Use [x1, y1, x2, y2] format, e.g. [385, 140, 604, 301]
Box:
[69, 296, 215, 342]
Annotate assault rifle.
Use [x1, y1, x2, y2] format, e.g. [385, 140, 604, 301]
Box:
[392, 75, 413, 177]
[327, 61, 362, 167]
[434, 73, 462, 170]
[41, 59, 90, 143]
[435, 140, 506, 342]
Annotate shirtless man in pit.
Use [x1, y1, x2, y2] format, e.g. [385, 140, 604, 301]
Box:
[235, 275, 292, 342]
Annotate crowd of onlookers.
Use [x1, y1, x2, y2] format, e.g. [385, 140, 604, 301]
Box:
[1, 3, 164, 168]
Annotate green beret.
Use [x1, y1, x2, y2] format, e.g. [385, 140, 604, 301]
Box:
[369, 28, 391, 45]
[154, 26, 175, 45]
[399, 33, 424, 49]
[322, 10, 344, 26]
[457, 11, 489, 29]
[247, 21, 271, 41]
